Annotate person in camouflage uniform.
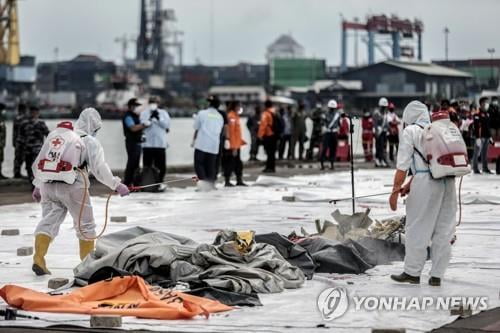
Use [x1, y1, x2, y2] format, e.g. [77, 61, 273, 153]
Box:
[0, 103, 7, 179]
[21, 106, 49, 182]
[13, 103, 28, 178]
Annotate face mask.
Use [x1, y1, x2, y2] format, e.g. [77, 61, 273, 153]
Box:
[133, 107, 141, 115]
[493, 101, 499, 106]
[484, 103, 490, 111]
[238, 107, 244, 115]
[149, 103, 158, 111]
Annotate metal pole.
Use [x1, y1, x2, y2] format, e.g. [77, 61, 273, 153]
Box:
[368, 30, 375, 64]
[209, 0, 214, 65]
[392, 31, 401, 60]
[488, 48, 496, 85]
[341, 21, 347, 72]
[444, 27, 449, 61]
[349, 113, 355, 214]
[354, 17, 359, 67]
[417, 32, 423, 61]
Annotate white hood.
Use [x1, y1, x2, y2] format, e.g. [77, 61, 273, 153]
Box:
[75, 108, 102, 137]
[402, 101, 430, 127]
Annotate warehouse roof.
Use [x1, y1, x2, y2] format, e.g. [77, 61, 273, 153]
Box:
[288, 79, 362, 93]
[344, 60, 472, 78]
[209, 86, 266, 94]
[385, 60, 472, 77]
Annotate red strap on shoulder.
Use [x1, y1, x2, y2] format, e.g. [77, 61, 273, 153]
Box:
[57, 121, 74, 130]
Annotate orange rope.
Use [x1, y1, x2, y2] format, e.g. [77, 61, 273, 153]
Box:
[457, 176, 464, 226]
[76, 168, 114, 241]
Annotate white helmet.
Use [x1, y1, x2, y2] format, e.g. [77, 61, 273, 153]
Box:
[327, 99, 338, 109]
[378, 97, 389, 107]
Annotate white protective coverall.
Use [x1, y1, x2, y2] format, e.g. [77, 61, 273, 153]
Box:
[33, 108, 121, 240]
[397, 101, 457, 278]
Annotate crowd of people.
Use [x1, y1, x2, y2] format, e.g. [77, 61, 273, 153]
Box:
[246, 99, 352, 171]
[122, 95, 248, 191]
[1, 94, 499, 189]
[361, 96, 500, 174]
[451, 96, 500, 174]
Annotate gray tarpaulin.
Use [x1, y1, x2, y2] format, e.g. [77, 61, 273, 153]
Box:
[74, 227, 305, 294]
[256, 233, 404, 275]
[297, 237, 405, 274]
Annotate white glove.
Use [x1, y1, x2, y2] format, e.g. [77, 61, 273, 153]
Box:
[476, 138, 482, 147]
[224, 139, 230, 150]
[143, 120, 152, 127]
[115, 183, 130, 197]
[32, 187, 41, 202]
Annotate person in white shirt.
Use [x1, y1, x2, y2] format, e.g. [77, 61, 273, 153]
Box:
[140, 97, 171, 182]
[193, 96, 224, 188]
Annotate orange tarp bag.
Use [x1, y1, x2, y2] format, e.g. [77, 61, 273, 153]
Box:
[0, 276, 232, 320]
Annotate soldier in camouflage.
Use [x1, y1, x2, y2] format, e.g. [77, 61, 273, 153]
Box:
[0, 103, 7, 179]
[21, 106, 49, 182]
[13, 103, 28, 178]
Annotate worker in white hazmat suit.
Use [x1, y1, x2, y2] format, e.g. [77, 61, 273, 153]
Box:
[389, 100, 457, 286]
[31, 108, 130, 276]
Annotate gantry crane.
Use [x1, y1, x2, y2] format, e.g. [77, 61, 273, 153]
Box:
[340, 15, 423, 72]
[0, 0, 20, 66]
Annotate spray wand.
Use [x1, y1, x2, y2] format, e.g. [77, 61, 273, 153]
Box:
[76, 169, 198, 241]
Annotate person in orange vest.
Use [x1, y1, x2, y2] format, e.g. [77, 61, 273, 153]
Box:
[223, 100, 247, 186]
[386, 102, 400, 162]
[258, 100, 277, 173]
[361, 109, 374, 162]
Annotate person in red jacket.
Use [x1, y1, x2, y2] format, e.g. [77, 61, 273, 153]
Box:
[387, 102, 400, 162]
[361, 109, 374, 162]
[223, 100, 247, 186]
[338, 112, 350, 140]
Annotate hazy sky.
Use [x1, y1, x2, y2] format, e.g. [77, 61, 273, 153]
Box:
[18, 0, 500, 66]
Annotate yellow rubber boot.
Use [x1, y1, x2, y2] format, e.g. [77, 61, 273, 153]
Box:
[79, 240, 95, 260]
[32, 234, 52, 276]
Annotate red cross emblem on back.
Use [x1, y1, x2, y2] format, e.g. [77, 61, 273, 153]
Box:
[51, 137, 65, 150]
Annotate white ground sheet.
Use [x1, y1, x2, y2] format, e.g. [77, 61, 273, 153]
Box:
[1, 169, 499, 332]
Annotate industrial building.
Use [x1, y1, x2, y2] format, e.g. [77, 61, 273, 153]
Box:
[433, 58, 500, 92]
[266, 34, 305, 61]
[36, 55, 116, 106]
[341, 60, 471, 109]
[178, 63, 269, 100]
[208, 86, 267, 105]
[270, 58, 326, 88]
[287, 79, 362, 109]
[0, 55, 36, 97]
